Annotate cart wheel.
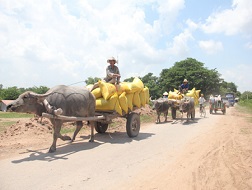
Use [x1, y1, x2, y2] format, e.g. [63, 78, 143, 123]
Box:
[126, 113, 140, 137]
[171, 108, 177, 119]
[95, 122, 108, 133]
[223, 108, 226, 115]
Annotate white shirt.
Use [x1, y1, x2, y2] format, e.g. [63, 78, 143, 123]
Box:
[199, 97, 206, 104]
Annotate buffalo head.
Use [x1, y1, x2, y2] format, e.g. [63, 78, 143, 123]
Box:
[179, 98, 190, 113]
[7, 91, 50, 115]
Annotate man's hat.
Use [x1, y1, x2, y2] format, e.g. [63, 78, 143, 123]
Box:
[163, 92, 168, 96]
[107, 56, 117, 63]
[183, 79, 188, 83]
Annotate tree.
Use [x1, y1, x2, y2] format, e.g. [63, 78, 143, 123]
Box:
[220, 81, 237, 94]
[1, 87, 20, 100]
[141, 73, 161, 99]
[123, 77, 135, 82]
[26, 86, 49, 94]
[158, 58, 222, 97]
[240, 91, 252, 100]
[85, 77, 101, 85]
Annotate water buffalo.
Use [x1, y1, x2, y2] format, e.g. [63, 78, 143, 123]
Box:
[151, 98, 172, 123]
[179, 97, 195, 122]
[7, 85, 96, 153]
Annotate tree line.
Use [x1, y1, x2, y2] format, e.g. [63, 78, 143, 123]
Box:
[1, 58, 251, 101]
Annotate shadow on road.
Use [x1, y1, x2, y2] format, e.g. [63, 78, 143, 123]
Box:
[11, 131, 154, 164]
[170, 117, 204, 125]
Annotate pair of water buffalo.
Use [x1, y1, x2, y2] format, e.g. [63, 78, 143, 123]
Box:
[150, 97, 195, 123]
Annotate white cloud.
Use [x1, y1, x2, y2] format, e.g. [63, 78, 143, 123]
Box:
[198, 40, 223, 54]
[168, 29, 194, 56]
[221, 64, 252, 92]
[0, 0, 250, 94]
[201, 0, 252, 36]
[0, 0, 187, 88]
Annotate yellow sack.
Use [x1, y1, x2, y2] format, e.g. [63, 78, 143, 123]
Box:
[143, 87, 150, 104]
[95, 93, 122, 115]
[98, 80, 116, 100]
[186, 88, 195, 97]
[168, 91, 182, 100]
[126, 93, 134, 111]
[139, 89, 146, 107]
[125, 77, 144, 93]
[193, 90, 200, 106]
[118, 82, 131, 94]
[195, 90, 201, 99]
[91, 87, 102, 99]
[119, 92, 128, 114]
[133, 91, 141, 108]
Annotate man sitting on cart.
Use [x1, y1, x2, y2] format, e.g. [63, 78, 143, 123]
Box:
[104, 56, 121, 84]
[179, 79, 189, 94]
[91, 56, 121, 91]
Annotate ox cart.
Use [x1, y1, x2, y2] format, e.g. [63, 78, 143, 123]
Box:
[209, 100, 226, 115]
[42, 109, 140, 138]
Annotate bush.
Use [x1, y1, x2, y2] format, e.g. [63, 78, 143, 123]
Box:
[238, 99, 252, 111]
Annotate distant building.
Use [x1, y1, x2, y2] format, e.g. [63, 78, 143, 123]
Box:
[0, 100, 13, 112]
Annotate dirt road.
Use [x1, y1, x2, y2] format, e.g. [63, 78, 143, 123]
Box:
[0, 106, 251, 190]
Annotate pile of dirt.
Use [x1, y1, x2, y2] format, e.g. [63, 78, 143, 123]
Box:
[134, 104, 154, 115]
[0, 118, 53, 140]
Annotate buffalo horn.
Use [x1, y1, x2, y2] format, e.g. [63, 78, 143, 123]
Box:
[28, 91, 52, 102]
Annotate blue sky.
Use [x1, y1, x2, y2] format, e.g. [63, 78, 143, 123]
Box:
[0, 0, 251, 93]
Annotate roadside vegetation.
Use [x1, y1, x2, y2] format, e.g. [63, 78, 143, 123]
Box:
[0, 112, 33, 119]
[237, 100, 252, 113]
[237, 91, 252, 113]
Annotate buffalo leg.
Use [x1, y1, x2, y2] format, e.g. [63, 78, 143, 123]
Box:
[49, 120, 62, 153]
[156, 112, 160, 123]
[71, 121, 83, 142]
[89, 121, 95, 142]
[49, 119, 70, 153]
[164, 111, 168, 122]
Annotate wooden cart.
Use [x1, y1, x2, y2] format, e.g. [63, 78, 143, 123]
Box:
[42, 109, 140, 138]
[209, 100, 226, 114]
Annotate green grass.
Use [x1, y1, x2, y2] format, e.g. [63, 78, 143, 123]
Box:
[0, 121, 17, 133]
[0, 112, 33, 118]
[237, 100, 252, 114]
[140, 114, 155, 123]
[60, 127, 76, 134]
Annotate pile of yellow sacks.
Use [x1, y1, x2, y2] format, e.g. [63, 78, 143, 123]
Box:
[87, 77, 150, 115]
[168, 88, 201, 105]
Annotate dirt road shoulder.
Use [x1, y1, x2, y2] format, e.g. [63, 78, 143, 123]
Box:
[121, 106, 252, 190]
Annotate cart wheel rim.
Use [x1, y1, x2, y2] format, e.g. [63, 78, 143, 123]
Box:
[126, 113, 140, 137]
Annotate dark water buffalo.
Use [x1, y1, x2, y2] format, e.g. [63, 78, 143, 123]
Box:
[179, 97, 195, 122]
[151, 98, 172, 123]
[7, 85, 96, 153]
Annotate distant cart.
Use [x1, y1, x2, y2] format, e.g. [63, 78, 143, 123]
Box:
[42, 109, 140, 138]
[209, 100, 226, 114]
